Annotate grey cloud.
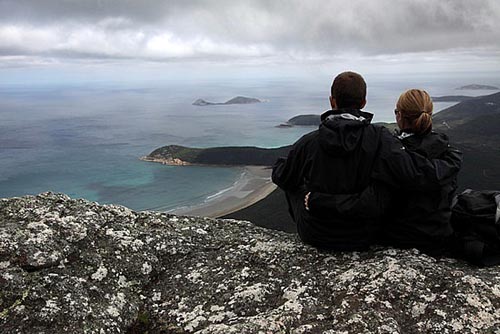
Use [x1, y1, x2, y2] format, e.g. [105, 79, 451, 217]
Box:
[0, 0, 499, 60]
[0, 0, 222, 25]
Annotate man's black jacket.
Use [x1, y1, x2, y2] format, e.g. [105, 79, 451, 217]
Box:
[272, 109, 462, 250]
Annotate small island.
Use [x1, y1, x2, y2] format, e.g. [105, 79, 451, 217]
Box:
[193, 96, 261, 106]
[278, 114, 321, 127]
[456, 84, 499, 90]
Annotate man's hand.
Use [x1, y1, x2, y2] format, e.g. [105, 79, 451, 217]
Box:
[304, 192, 311, 211]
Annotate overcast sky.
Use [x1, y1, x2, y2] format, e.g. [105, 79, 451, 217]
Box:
[0, 0, 499, 77]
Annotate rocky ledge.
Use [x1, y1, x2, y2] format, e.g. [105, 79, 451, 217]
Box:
[1, 193, 499, 333]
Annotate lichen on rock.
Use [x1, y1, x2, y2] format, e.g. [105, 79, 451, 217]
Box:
[0, 192, 499, 333]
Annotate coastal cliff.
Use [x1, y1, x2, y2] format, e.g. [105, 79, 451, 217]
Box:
[1, 193, 500, 333]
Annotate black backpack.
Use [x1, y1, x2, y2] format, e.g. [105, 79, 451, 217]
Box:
[451, 189, 500, 266]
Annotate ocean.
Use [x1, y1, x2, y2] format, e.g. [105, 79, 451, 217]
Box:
[0, 73, 497, 211]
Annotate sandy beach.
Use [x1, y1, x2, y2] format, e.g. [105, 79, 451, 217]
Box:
[171, 166, 276, 218]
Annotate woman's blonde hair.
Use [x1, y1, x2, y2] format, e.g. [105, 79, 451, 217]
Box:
[396, 89, 433, 135]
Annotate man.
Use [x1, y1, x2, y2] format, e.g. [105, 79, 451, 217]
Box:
[272, 71, 461, 251]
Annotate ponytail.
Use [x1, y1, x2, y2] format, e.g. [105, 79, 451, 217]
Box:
[413, 112, 432, 135]
[396, 89, 433, 135]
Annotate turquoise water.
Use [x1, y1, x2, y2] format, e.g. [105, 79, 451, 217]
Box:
[0, 74, 497, 211]
[0, 80, 317, 211]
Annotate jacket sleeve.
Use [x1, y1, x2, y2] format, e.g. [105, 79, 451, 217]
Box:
[272, 138, 309, 192]
[308, 182, 392, 219]
[372, 129, 463, 190]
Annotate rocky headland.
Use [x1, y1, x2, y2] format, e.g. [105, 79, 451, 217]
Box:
[1, 192, 500, 333]
[193, 96, 261, 106]
[143, 144, 290, 167]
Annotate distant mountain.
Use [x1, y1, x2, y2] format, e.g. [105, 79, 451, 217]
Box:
[431, 95, 475, 102]
[456, 84, 499, 90]
[430, 93, 500, 190]
[433, 92, 500, 127]
[193, 96, 261, 106]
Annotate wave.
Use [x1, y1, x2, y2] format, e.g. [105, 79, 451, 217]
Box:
[204, 169, 248, 202]
[204, 186, 234, 201]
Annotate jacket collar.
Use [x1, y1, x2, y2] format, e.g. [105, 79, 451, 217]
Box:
[397, 131, 415, 140]
[396, 128, 434, 139]
[320, 108, 374, 123]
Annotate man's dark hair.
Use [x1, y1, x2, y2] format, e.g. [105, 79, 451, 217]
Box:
[331, 71, 367, 109]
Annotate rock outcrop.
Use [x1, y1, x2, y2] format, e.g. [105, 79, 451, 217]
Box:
[1, 193, 500, 333]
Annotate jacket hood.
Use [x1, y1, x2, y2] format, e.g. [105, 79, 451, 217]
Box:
[319, 109, 374, 155]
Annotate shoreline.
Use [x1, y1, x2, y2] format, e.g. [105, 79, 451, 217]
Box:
[170, 165, 276, 218]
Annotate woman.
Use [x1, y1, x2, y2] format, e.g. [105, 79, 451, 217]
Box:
[305, 89, 462, 255]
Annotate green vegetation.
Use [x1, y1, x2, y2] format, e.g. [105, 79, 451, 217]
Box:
[137, 311, 150, 326]
[0, 289, 29, 320]
[149, 145, 202, 161]
[149, 145, 291, 166]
